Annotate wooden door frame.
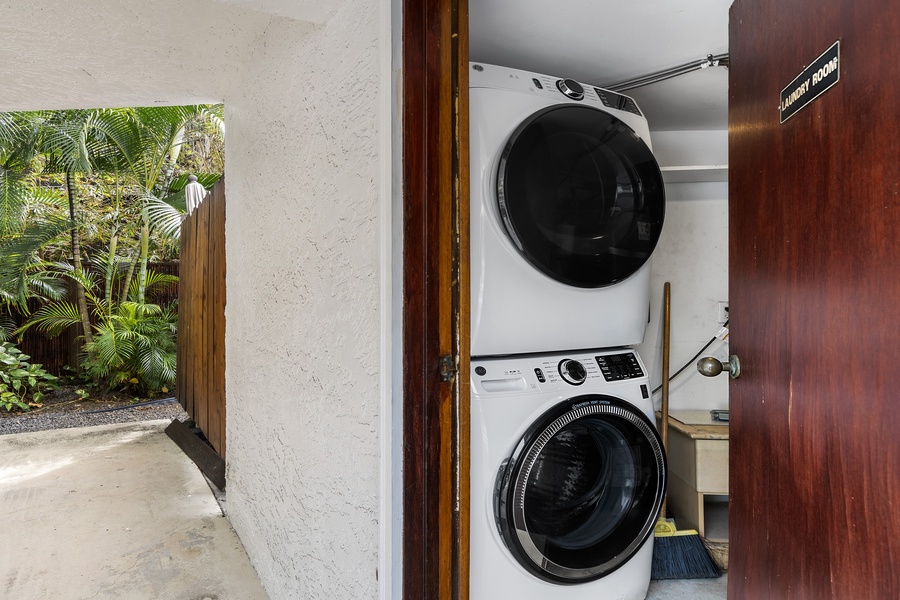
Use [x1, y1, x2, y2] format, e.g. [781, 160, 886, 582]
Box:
[401, 0, 470, 598]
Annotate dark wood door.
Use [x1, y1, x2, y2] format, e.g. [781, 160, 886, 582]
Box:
[729, 0, 900, 598]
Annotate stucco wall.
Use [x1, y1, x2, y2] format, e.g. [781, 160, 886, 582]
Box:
[223, 4, 384, 598]
[0, 0, 270, 111]
[2, 1, 390, 597]
[636, 130, 730, 411]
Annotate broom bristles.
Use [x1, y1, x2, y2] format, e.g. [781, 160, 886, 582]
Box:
[651, 532, 721, 580]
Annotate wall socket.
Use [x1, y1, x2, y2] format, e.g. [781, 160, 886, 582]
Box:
[717, 301, 729, 324]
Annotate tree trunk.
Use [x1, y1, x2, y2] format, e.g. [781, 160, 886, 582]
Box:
[105, 181, 121, 308]
[120, 250, 136, 302]
[66, 171, 93, 345]
[137, 201, 149, 304]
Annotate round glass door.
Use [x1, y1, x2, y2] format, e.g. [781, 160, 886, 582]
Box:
[497, 105, 665, 288]
[495, 396, 666, 584]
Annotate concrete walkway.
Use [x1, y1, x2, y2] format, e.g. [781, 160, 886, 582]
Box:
[0, 420, 268, 600]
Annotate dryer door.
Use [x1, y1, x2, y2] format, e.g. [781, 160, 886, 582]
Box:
[498, 105, 665, 288]
[495, 395, 666, 584]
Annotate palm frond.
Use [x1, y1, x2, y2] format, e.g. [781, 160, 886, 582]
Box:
[0, 169, 31, 235]
[45, 260, 98, 292]
[147, 196, 185, 239]
[17, 301, 81, 336]
[0, 314, 15, 342]
[0, 216, 73, 310]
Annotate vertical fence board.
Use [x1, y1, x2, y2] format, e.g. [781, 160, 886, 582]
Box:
[201, 189, 213, 450]
[178, 210, 195, 419]
[196, 197, 210, 437]
[176, 179, 226, 458]
[208, 186, 226, 456]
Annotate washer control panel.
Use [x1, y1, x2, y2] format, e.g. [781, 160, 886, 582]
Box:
[595, 352, 645, 381]
[472, 350, 648, 395]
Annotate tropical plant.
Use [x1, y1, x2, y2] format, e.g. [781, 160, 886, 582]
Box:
[0, 341, 57, 411]
[0, 105, 222, 315]
[93, 105, 222, 303]
[80, 300, 177, 394]
[0, 104, 222, 393]
[0, 314, 14, 342]
[0, 215, 72, 314]
[18, 260, 177, 393]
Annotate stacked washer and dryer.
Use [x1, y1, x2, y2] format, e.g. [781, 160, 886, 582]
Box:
[469, 63, 668, 600]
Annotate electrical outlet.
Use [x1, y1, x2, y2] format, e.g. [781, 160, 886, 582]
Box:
[717, 301, 729, 324]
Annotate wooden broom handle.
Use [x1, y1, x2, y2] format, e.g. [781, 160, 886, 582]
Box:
[660, 281, 672, 520]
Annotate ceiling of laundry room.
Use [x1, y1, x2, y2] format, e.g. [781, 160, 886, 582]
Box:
[469, 0, 732, 131]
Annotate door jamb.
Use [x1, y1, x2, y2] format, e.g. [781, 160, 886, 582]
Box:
[401, 0, 470, 598]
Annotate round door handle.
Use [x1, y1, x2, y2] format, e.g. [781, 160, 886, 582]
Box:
[697, 355, 741, 379]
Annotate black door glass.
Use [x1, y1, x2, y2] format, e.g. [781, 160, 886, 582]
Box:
[495, 397, 665, 583]
[498, 105, 665, 288]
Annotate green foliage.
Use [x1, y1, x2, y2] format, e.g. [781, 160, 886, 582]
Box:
[18, 268, 178, 394]
[0, 314, 14, 341]
[80, 301, 177, 395]
[0, 215, 73, 312]
[0, 341, 57, 412]
[0, 104, 222, 395]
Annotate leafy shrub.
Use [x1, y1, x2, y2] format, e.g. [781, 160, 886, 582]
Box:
[79, 301, 177, 394]
[19, 269, 179, 395]
[0, 341, 58, 411]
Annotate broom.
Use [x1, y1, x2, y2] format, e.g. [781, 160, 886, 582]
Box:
[651, 281, 721, 580]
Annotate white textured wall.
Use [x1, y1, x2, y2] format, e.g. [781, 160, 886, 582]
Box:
[0, 0, 270, 111]
[636, 130, 730, 412]
[223, 4, 384, 598]
[1, 1, 389, 597]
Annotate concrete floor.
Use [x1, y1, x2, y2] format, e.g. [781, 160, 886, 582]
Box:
[0, 420, 268, 600]
[647, 574, 728, 599]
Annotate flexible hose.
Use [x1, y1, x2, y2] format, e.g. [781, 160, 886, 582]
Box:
[651, 319, 729, 395]
[80, 397, 178, 414]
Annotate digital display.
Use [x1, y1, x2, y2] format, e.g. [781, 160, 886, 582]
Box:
[595, 353, 644, 381]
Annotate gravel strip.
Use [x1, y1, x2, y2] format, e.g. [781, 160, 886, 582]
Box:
[0, 401, 190, 436]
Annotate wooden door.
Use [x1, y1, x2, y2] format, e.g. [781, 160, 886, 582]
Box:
[729, 0, 900, 598]
[402, 0, 470, 598]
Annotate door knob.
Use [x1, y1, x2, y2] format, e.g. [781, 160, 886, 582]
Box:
[697, 355, 741, 379]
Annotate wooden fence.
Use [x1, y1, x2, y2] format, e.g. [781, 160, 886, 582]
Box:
[176, 178, 226, 458]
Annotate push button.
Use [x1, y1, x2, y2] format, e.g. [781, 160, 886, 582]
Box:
[474, 366, 486, 376]
[534, 368, 546, 383]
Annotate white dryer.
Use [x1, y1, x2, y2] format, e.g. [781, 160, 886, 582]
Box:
[470, 63, 665, 356]
[470, 348, 666, 600]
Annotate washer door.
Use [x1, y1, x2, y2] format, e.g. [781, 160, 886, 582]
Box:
[495, 396, 666, 584]
[497, 105, 665, 288]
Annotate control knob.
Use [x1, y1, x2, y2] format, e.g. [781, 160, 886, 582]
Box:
[556, 78, 585, 101]
[558, 359, 587, 385]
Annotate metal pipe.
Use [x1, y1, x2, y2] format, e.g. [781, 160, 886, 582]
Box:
[604, 53, 729, 92]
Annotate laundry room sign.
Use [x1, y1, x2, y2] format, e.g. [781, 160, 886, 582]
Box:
[780, 40, 840, 123]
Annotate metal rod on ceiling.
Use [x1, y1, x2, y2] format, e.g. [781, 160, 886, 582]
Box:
[603, 53, 729, 92]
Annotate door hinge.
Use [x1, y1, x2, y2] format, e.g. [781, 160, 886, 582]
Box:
[438, 355, 457, 383]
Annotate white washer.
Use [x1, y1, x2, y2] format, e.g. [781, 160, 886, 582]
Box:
[470, 348, 666, 600]
[470, 63, 666, 356]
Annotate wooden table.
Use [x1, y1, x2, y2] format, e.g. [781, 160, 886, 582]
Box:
[664, 410, 729, 542]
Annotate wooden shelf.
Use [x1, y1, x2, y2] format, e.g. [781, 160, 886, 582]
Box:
[660, 165, 728, 183]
